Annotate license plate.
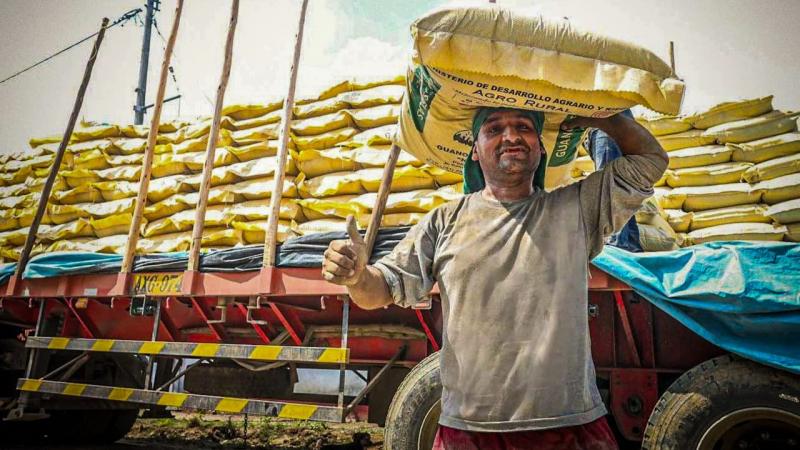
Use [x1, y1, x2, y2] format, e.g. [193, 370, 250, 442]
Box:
[131, 273, 183, 296]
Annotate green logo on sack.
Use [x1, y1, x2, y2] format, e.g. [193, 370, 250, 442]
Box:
[549, 116, 584, 167]
[408, 66, 441, 132]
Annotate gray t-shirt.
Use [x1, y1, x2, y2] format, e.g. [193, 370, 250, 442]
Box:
[374, 153, 666, 432]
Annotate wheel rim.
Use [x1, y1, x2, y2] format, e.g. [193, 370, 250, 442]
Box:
[417, 399, 441, 450]
[698, 407, 800, 450]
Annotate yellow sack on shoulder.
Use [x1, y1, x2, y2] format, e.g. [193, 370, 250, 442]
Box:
[686, 96, 773, 129]
[765, 198, 800, 225]
[702, 111, 798, 144]
[666, 162, 751, 188]
[396, 5, 683, 182]
[689, 204, 770, 231]
[728, 132, 800, 164]
[753, 173, 800, 205]
[742, 152, 800, 183]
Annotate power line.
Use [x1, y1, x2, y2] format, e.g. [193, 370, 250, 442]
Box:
[0, 8, 143, 85]
[152, 14, 183, 116]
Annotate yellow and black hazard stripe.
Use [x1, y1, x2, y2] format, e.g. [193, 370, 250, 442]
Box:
[26, 337, 348, 364]
[18, 379, 343, 422]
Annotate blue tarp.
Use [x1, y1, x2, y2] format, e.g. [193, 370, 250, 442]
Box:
[592, 241, 800, 375]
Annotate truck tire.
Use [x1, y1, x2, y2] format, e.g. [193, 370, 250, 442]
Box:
[642, 354, 800, 450]
[384, 352, 442, 450]
[47, 409, 139, 443]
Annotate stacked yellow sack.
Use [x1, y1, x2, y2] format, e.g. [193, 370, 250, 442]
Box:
[2, 75, 463, 260]
[567, 96, 799, 249]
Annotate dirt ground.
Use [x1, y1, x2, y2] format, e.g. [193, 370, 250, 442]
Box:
[3, 413, 384, 450]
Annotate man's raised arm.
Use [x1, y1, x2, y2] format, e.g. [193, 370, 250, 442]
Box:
[322, 217, 394, 310]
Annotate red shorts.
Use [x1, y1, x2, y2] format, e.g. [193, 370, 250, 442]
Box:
[432, 416, 619, 450]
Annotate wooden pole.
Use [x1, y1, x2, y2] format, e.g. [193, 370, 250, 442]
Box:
[363, 144, 401, 255]
[121, 0, 184, 274]
[186, 0, 239, 273]
[12, 18, 110, 280]
[262, 0, 309, 267]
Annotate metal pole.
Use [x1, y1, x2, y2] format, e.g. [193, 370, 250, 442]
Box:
[11, 18, 109, 285]
[337, 297, 350, 410]
[669, 41, 676, 78]
[263, 0, 310, 267]
[185, 0, 240, 274]
[134, 0, 156, 125]
[121, 0, 185, 274]
[143, 299, 162, 390]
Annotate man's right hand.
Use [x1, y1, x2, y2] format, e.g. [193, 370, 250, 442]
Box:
[322, 215, 368, 286]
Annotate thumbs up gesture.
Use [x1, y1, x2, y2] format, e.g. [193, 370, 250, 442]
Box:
[322, 215, 368, 286]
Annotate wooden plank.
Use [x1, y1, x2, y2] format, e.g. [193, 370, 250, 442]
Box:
[121, 0, 185, 273]
[186, 0, 240, 272]
[14, 18, 110, 277]
[263, 0, 310, 267]
[363, 144, 402, 254]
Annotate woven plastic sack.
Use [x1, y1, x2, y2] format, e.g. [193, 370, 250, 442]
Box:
[667, 145, 731, 170]
[765, 198, 800, 225]
[786, 223, 800, 242]
[143, 189, 238, 221]
[742, 153, 800, 183]
[294, 97, 348, 120]
[396, 5, 682, 179]
[226, 176, 298, 200]
[200, 228, 244, 248]
[95, 165, 142, 182]
[221, 102, 282, 121]
[90, 213, 145, 238]
[351, 146, 422, 169]
[71, 125, 120, 142]
[686, 96, 773, 129]
[689, 204, 770, 231]
[230, 110, 283, 131]
[230, 124, 280, 145]
[298, 171, 363, 198]
[658, 130, 717, 152]
[653, 187, 686, 210]
[293, 148, 358, 178]
[53, 185, 101, 205]
[347, 104, 400, 129]
[636, 115, 692, 136]
[227, 199, 303, 222]
[673, 183, 760, 212]
[136, 232, 192, 254]
[339, 84, 404, 109]
[358, 166, 436, 193]
[106, 138, 148, 155]
[297, 195, 361, 220]
[291, 111, 351, 137]
[637, 223, 680, 251]
[666, 162, 751, 188]
[105, 152, 144, 167]
[37, 218, 94, 242]
[356, 212, 426, 229]
[753, 173, 800, 205]
[292, 218, 347, 236]
[687, 222, 786, 245]
[226, 141, 285, 162]
[338, 125, 395, 148]
[729, 132, 800, 164]
[663, 209, 693, 233]
[231, 220, 294, 244]
[702, 111, 797, 144]
[48, 198, 136, 224]
[144, 205, 230, 238]
[292, 127, 359, 151]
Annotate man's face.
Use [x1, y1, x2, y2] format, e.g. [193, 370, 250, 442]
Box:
[472, 110, 542, 181]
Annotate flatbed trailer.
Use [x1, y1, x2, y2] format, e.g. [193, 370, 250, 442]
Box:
[1, 1, 799, 449]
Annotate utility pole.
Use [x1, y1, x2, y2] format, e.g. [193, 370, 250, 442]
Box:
[134, 0, 158, 124]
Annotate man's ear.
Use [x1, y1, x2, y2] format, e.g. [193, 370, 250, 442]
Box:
[471, 144, 480, 161]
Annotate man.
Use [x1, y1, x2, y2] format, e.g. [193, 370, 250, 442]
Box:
[322, 107, 667, 449]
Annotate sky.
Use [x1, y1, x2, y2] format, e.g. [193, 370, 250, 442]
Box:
[1, 0, 799, 154]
